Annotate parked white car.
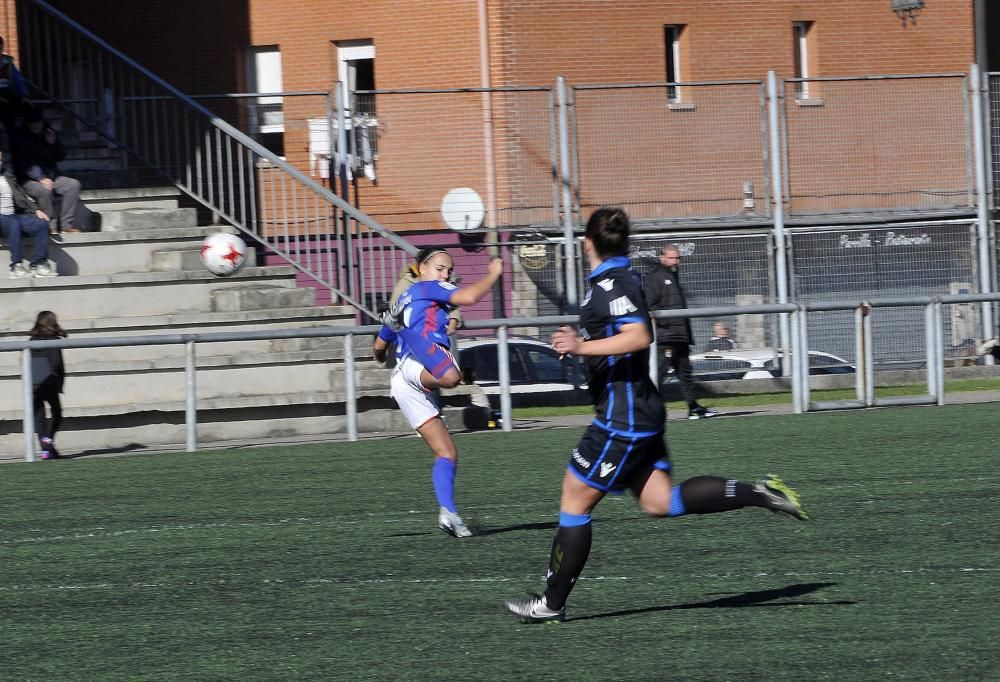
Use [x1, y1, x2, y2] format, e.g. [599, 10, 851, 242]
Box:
[684, 348, 855, 381]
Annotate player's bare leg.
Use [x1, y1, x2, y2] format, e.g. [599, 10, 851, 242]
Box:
[416, 417, 471, 537]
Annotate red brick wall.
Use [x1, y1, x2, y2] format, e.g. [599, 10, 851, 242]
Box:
[24, 0, 981, 231]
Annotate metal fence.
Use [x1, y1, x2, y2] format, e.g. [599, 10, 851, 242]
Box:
[14, 0, 1000, 361]
[784, 75, 972, 215]
[6, 292, 1000, 462]
[17, 0, 419, 321]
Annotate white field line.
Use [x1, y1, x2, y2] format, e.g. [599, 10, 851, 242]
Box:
[0, 567, 996, 594]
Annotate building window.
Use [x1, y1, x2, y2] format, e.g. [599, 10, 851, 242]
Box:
[248, 46, 284, 156]
[664, 25, 685, 103]
[335, 40, 378, 180]
[793, 22, 814, 100]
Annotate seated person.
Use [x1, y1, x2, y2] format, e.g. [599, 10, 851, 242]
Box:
[704, 321, 736, 351]
[12, 107, 82, 234]
[0, 148, 56, 277]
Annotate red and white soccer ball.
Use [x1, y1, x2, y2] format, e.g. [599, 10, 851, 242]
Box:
[200, 232, 248, 277]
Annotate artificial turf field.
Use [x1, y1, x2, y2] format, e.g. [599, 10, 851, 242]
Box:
[3, 403, 998, 681]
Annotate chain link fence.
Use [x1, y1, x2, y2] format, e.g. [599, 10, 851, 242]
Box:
[571, 81, 768, 222]
[788, 222, 978, 366]
[784, 75, 972, 216]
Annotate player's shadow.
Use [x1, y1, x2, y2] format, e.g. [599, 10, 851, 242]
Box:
[570, 582, 852, 621]
[471, 521, 559, 536]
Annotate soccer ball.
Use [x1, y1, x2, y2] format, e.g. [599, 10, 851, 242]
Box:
[200, 232, 248, 277]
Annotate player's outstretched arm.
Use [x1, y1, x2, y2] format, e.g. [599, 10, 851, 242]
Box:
[551, 322, 651, 358]
[373, 326, 394, 364]
[450, 257, 503, 307]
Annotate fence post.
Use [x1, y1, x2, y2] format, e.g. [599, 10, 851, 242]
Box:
[22, 349, 36, 462]
[336, 80, 356, 300]
[497, 325, 513, 432]
[767, 71, 791, 374]
[971, 64, 995, 349]
[184, 340, 198, 452]
[345, 333, 358, 441]
[557, 76, 578, 310]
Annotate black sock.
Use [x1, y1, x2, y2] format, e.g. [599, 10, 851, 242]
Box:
[677, 475, 766, 514]
[542, 522, 592, 611]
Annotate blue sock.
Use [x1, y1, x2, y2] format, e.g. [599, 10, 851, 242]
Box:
[432, 457, 458, 513]
[667, 485, 686, 517]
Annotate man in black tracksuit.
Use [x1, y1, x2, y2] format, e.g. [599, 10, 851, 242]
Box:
[643, 244, 717, 419]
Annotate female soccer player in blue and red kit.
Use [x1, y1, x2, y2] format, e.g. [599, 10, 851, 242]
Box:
[374, 248, 503, 538]
[504, 208, 809, 622]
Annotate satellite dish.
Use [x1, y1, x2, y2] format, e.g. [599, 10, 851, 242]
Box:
[441, 187, 485, 231]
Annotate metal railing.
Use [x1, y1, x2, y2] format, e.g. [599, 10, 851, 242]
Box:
[16, 0, 419, 321]
[5, 293, 1000, 463]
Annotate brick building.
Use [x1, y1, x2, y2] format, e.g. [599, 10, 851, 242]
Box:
[1, 0, 989, 236]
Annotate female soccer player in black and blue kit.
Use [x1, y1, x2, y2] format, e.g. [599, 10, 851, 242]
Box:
[505, 207, 808, 623]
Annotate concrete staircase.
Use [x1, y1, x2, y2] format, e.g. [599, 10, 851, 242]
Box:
[0, 132, 488, 459]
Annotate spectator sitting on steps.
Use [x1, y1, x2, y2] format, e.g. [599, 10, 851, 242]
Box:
[0, 147, 57, 278]
[12, 106, 82, 235]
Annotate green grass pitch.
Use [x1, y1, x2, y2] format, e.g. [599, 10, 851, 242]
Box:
[3, 404, 998, 681]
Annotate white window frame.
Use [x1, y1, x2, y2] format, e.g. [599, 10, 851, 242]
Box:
[249, 47, 284, 135]
[793, 22, 812, 100]
[337, 41, 375, 101]
[664, 25, 684, 103]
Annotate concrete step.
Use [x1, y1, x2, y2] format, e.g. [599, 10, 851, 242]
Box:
[212, 285, 315, 312]
[72, 170, 137, 190]
[65, 146, 117, 160]
[0, 307, 364, 363]
[59, 157, 124, 173]
[99, 207, 199, 231]
[151, 246, 259, 272]
[0, 387, 491, 459]
[0, 351, 383, 411]
[0, 266, 301, 320]
[81, 186, 182, 212]
[45, 226, 232, 276]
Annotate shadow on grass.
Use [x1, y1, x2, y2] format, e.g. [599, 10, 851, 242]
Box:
[472, 521, 559, 536]
[570, 582, 852, 621]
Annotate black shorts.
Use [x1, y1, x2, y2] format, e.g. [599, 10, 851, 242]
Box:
[568, 422, 671, 493]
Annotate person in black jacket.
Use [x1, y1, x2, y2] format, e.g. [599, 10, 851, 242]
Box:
[12, 107, 82, 234]
[30, 310, 67, 459]
[643, 244, 717, 419]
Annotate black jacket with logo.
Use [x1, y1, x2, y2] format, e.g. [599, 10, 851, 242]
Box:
[643, 262, 692, 345]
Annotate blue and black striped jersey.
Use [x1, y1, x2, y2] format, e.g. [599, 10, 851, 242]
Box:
[579, 256, 665, 433]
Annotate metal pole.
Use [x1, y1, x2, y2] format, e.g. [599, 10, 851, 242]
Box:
[344, 334, 358, 441]
[497, 325, 513, 432]
[790, 308, 802, 413]
[22, 349, 36, 462]
[799, 306, 812, 413]
[863, 306, 875, 407]
[557, 76, 578, 309]
[935, 302, 947, 405]
[925, 302, 938, 398]
[971, 64, 995, 348]
[767, 71, 791, 374]
[337, 81, 355, 300]
[184, 340, 197, 452]
[854, 306, 866, 403]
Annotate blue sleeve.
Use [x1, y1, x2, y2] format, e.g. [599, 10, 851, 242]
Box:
[11, 66, 26, 98]
[425, 281, 459, 305]
[378, 325, 396, 343]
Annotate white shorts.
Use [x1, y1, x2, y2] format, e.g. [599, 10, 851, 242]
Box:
[390, 355, 442, 430]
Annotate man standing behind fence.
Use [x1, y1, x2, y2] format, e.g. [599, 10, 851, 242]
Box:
[644, 244, 717, 420]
